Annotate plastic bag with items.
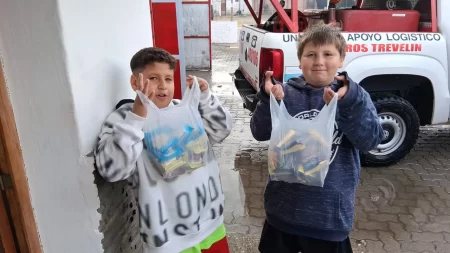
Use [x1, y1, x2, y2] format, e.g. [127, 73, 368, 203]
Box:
[136, 77, 209, 179]
[268, 92, 338, 187]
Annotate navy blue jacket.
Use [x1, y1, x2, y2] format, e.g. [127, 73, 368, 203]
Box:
[250, 73, 384, 241]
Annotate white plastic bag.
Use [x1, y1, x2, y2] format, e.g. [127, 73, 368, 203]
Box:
[268, 92, 338, 187]
[136, 77, 209, 179]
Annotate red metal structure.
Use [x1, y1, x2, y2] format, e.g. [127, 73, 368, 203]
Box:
[242, 0, 438, 33]
[244, 0, 300, 32]
[150, 0, 185, 99]
[150, 0, 214, 98]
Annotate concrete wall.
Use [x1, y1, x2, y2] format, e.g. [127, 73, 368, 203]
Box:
[0, 0, 152, 252]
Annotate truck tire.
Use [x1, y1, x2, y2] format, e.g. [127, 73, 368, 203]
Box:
[360, 93, 420, 167]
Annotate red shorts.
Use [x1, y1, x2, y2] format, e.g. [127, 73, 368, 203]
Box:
[202, 237, 230, 253]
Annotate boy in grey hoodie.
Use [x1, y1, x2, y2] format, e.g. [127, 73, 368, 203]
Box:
[251, 25, 384, 253]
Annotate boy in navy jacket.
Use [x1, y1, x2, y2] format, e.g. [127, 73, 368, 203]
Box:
[251, 24, 384, 253]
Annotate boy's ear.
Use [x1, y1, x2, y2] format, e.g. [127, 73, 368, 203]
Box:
[130, 74, 138, 91]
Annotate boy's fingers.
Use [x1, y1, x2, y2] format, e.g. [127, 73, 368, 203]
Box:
[328, 90, 334, 99]
[323, 88, 334, 104]
[144, 89, 155, 101]
[337, 85, 348, 99]
[272, 84, 281, 94]
[278, 92, 284, 99]
[186, 77, 193, 88]
[138, 73, 144, 91]
[271, 85, 277, 93]
[141, 74, 146, 91]
[143, 79, 150, 95]
[335, 75, 345, 81]
[265, 71, 274, 79]
[265, 76, 275, 94]
[197, 78, 208, 91]
[272, 85, 283, 99]
[335, 75, 349, 86]
[271, 86, 276, 93]
[335, 75, 348, 83]
[327, 88, 335, 97]
[186, 75, 195, 87]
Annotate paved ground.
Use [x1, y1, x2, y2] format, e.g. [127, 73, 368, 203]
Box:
[187, 44, 450, 253]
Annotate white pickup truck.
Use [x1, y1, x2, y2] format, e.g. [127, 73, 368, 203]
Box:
[234, 0, 450, 166]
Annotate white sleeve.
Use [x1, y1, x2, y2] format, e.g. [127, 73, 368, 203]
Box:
[94, 104, 145, 182]
[198, 90, 233, 145]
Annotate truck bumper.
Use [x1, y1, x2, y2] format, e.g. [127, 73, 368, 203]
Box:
[233, 68, 258, 112]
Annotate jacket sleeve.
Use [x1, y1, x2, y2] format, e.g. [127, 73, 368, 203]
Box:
[250, 90, 272, 141]
[336, 73, 384, 152]
[198, 90, 233, 145]
[94, 103, 145, 182]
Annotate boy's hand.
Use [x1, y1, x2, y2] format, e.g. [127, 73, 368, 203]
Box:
[186, 75, 209, 91]
[265, 71, 284, 100]
[323, 75, 349, 104]
[133, 73, 155, 118]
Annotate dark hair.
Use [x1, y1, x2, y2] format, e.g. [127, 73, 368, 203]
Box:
[297, 23, 346, 59]
[130, 47, 177, 73]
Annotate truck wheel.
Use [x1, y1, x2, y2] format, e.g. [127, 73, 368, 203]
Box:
[360, 93, 420, 167]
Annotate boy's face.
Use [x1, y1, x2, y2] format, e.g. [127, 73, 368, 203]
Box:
[131, 62, 175, 108]
[299, 42, 345, 88]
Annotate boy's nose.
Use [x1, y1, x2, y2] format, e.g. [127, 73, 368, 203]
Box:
[314, 55, 326, 65]
[314, 60, 324, 66]
[158, 80, 168, 89]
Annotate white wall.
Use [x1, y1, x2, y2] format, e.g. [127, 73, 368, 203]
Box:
[212, 21, 238, 43]
[0, 0, 152, 252]
[58, 0, 153, 154]
[212, 0, 253, 16]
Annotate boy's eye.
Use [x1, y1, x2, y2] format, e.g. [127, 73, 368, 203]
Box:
[165, 78, 173, 82]
[149, 77, 157, 80]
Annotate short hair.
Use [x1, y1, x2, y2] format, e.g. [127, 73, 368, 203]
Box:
[130, 47, 177, 73]
[297, 24, 346, 59]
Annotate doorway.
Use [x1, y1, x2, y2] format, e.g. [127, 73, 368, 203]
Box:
[0, 182, 16, 252]
[221, 0, 226, 15]
[0, 55, 41, 252]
